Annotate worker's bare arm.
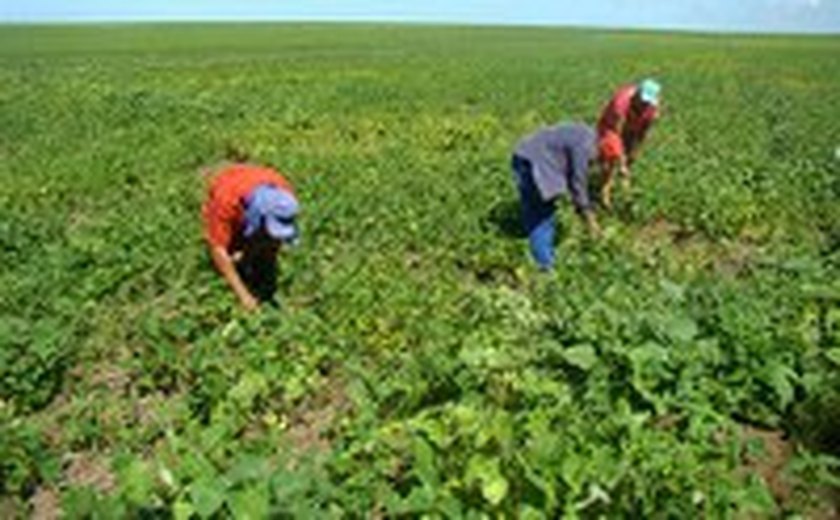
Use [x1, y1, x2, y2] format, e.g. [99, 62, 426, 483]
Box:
[209, 244, 259, 311]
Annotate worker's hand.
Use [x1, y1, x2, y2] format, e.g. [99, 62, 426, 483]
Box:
[239, 292, 260, 312]
[620, 174, 632, 193]
[589, 220, 603, 240]
[619, 162, 631, 179]
[600, 187, 613, 211]
[584, 211, 602, 239]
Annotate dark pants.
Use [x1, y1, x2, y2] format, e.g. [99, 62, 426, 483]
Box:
[512, 155, 556, 270]
[236, 252, 278, 303]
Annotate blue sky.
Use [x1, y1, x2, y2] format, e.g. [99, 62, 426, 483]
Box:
[2, 0, 839, 33]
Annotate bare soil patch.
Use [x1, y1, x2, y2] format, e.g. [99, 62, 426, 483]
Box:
[64, 452, 116, 495]
[29, 487, 60, 520]
[284, 375, 352, 463]
[631, 217, 760, 277]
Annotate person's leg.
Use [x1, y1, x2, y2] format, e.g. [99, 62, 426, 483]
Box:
[512, 156, 556, 270]
[236, 252, 278, 303]
[526, 208, 556, 270]
[234, 256, 255, 294]
[253, 254, 278, 303]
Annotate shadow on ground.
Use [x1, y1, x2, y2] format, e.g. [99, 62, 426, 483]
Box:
[484, 198, 525, 239]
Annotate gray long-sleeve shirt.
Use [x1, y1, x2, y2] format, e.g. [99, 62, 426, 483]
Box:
[514, 123, 596, 212]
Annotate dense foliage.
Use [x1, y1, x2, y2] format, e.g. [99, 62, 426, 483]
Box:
[1, 24, 839, 518]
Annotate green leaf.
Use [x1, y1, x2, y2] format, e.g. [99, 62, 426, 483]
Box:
[737, 474, 777, 515]
[465, 455, 508, 507]
[563, 344, 598, 371]
[226, 455, 269, 484]
[825, 349, 840, 366]
[403, 484, 435, 512]
[659, 279, 686, 302]
[465, 454, 493, 484]
[120, 458, 154, 505]
[190, 477, 227, 518]
[664, 315, 698, 343]
[62, 487, 97, 518]
[629, 341, 669, 367]
[764, 363, 797, 409]
[482, 472, 509, 506]
[517, 453, 557, 510]
[412, 436, 439, 488]
[181, 450, 217, 481]
[228, 483, 269, 520]
[436, 491, 463, 519]
[561, 452, 586, 494]
[229, 372, 268, 408]
[520, 504, 547, 520]
[411, 416, 450, 448]
[173, 499, 195, 520]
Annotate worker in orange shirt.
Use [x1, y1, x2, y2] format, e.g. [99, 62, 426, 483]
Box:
[202, 161, 299, 310]
[597, 78, 661, 209]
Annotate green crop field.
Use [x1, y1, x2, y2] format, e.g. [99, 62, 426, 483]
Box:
[1, 23, 840, 518]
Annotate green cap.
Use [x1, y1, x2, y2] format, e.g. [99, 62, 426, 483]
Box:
[638, 78, 661, 106]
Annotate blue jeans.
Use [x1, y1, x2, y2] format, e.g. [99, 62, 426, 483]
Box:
[512, 155, 556, 269]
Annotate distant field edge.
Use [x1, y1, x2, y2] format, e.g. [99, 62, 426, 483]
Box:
[0, 20, 838, 39]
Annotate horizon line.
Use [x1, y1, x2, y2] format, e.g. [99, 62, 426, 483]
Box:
[1, 18, 839, 37]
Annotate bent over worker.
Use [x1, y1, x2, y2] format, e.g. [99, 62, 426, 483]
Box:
[597, 78, 661, 209]
[202, 162, 299, 310]
[512, 123, 601, 270]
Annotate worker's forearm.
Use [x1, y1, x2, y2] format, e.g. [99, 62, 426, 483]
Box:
[210, 246, 256, 306]
[616, 155, 630, 179]
[580, 209, 601, 238]
[628, 129, 650, 165]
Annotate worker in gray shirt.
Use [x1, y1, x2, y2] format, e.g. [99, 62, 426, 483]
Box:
[512, 123, 601, 269]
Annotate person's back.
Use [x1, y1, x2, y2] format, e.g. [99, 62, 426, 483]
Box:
[514, 123, 596, 208]
[203, 164, 295, 253]
[202, 161, 299, 311]
[596, 79, 661, 209]
[511, 122, 600, 269]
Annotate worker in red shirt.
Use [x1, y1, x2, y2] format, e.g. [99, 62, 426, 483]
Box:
[202, 162, 299, 311]
[597, 78, 661, 209]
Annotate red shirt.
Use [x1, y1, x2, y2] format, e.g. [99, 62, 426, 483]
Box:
[202, 164, 295, 250]
[597, 85, 658, 160]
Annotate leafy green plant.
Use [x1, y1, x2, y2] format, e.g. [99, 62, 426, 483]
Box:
[1, 23, 838, 517]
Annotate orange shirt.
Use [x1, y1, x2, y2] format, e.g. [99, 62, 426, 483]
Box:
[202, 164, 295, 250]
